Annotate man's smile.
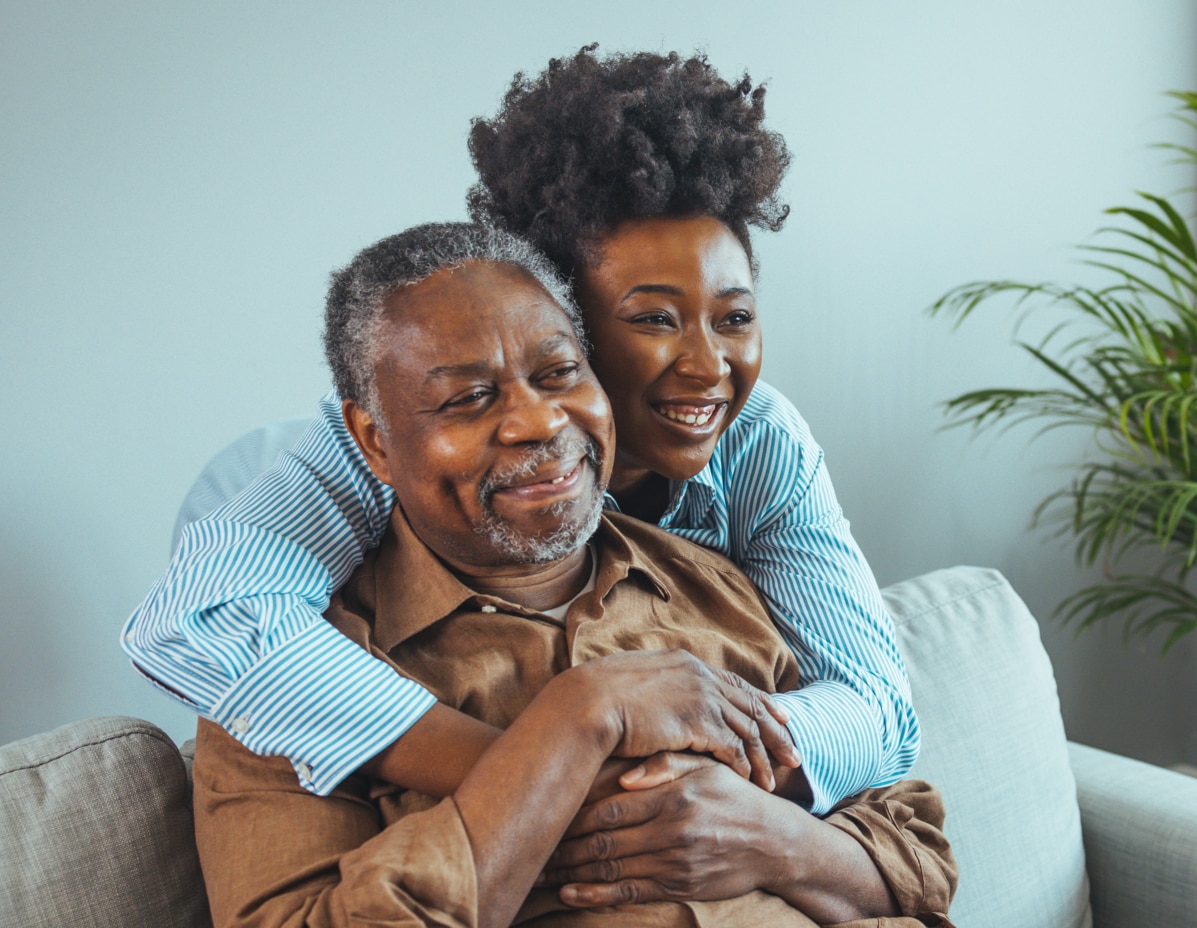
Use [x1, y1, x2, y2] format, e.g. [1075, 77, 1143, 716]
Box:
[491, 458, 587, 501]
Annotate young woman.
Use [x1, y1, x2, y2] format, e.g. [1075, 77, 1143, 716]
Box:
[124, 48, 917, 822]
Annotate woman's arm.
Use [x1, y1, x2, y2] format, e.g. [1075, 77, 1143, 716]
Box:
[673, 381, 920, 813]
[121, 391, 439, 795]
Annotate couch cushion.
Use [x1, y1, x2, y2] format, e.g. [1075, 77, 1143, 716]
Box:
[0, 716, 212, 928]
[886, 566, 1092, 928]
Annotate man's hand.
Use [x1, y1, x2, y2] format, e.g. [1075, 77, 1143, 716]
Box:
[540, 760, 797, 907]
[579, 649, 800, 791]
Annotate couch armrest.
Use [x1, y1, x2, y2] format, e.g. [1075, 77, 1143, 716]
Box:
[1068, 741, 1197, 928]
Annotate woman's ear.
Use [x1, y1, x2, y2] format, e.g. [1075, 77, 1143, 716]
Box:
[342, 399, 395, 487]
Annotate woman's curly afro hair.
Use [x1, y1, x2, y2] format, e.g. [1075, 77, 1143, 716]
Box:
[467, 45, 791, 276]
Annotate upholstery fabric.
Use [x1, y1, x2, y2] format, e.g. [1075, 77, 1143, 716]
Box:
[0, 716, 212, 928]
[1070, 741, 1197, 927]
[886, 566, 1092, 928]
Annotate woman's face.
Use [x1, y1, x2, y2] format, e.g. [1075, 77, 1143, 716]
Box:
[576, 215, 762, 494]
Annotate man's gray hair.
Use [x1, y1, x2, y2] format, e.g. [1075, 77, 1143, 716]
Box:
[323, 221, 586, 417]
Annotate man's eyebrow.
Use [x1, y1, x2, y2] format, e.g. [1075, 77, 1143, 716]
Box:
[528, 332, 578, 359]
[423, 360, 494, 383]
[619, 284, 754, 302]
[422, 333, 579, 382]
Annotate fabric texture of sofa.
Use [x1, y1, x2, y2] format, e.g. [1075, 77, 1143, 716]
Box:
[3, 423, 1195, 927]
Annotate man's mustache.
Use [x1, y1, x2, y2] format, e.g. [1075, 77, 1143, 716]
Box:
[478, 433, 604, 506]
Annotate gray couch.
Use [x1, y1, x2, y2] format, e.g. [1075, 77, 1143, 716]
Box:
[3, 566, 1196, 928]
[3, 419, 1195, 926]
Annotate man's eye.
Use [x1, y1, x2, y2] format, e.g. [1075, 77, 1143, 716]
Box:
[541, 363, 579, 385]
[444, 389, 490, 409]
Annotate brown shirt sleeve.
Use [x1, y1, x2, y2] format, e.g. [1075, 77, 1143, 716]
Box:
[822, 780, 958, 928]
[192, 720, 479, 928]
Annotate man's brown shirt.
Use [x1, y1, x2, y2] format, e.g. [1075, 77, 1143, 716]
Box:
[195, 510, 954, 927]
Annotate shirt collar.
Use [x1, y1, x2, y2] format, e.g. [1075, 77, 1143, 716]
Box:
[368, 507, 671, 652]
[601, 469, 718, 529]
[662, 470, 717, 528]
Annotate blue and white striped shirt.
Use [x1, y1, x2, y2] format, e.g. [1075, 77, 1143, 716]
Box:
[122, 380, 918, 814]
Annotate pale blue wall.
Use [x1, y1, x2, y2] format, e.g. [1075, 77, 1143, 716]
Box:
[3, 0, 1195, 764]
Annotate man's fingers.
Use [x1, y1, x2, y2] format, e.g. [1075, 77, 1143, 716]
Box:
[559, 877, 667, 908]
[552, 815, 672, 870]
[563, 788, 662, 840]
[619, 752, 715, 791]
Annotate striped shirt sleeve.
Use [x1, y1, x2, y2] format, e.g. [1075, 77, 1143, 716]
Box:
[121, 393, 435, 795]
[716, 392, 919, 813]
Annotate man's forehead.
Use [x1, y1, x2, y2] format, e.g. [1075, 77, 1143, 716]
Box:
[386, 260, 560, 319]
[377, 265, 580, 385]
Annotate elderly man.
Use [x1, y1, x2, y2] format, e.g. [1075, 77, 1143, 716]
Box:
[193, 223, 955, 928]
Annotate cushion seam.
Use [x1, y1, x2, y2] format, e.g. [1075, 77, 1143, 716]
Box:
[888, 575, 1009, 625]
[0, 725, 176, 777]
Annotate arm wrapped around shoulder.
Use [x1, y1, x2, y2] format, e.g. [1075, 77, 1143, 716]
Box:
[823, 780, 958, 928]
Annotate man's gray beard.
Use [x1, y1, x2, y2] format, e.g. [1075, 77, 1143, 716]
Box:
[474, 435, 606, 565]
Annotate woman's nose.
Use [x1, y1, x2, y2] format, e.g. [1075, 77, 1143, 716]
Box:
[673, 329, 730, 385]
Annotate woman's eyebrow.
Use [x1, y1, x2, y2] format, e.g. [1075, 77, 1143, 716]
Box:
[619, 283, 683, 303]
[619, 283, 754, 303]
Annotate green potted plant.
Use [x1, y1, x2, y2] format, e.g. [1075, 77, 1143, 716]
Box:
[930, 91, 1197, 652]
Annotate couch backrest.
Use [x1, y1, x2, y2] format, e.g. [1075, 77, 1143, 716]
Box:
[887, 565, 1092, 928]
[0, 716, 212, 928]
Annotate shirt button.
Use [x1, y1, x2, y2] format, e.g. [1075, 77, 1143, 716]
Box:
[480, 604, 497, 613]
[296, 762, 313, 782]
[230, 717, 251, 734]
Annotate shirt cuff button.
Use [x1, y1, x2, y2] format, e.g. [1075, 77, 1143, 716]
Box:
[230, 717, 251, 735]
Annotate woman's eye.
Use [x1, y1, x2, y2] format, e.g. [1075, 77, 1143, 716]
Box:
[722, 309, 756, 327]
[631, 311, 672, 326]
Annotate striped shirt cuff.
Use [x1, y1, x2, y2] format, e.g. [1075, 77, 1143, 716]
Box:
[210, 620, 436, 795]
[773, 680, 885, 815]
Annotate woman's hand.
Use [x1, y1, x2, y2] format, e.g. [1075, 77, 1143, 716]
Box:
[540, 758, 796, 907]
[577, 649, 800, 791]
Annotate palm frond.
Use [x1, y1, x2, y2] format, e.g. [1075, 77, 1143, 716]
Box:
[1056, 572, 1197, 652]
[929, 91, 1197, 652]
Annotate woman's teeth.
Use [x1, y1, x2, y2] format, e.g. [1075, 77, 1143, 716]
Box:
[660, 406, 715, 426]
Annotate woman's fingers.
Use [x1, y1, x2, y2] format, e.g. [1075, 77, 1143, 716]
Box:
[712, 667, 802, 771]
[589, 649, 798, 786]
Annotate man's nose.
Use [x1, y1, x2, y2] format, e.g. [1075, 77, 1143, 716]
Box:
[496, 382, 570, 445]
[673, 327, 730, 386]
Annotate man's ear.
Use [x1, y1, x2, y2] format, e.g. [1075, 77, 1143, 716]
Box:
[342, 399, 395, 488]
